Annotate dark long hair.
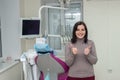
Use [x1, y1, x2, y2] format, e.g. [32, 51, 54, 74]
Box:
[71, 21, 88, 43]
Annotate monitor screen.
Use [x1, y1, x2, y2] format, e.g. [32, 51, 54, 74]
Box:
[20, 18, 40, 38]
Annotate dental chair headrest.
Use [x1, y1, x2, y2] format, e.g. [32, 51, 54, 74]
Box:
[34, 43, 53, 54]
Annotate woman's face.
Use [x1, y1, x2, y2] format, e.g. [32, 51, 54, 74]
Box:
[75, 24, 86, 39]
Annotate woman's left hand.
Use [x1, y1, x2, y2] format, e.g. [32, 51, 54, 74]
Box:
[84, 45, 91, 55]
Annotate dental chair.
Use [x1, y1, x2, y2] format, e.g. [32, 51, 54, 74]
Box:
[34, 43, 69, 80]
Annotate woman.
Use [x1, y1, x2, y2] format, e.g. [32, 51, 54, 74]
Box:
[65, 21, 98, 80]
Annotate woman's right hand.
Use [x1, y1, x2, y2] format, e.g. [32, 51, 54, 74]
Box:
[71, 47, 78, 55]
[69, 43, 78, 55]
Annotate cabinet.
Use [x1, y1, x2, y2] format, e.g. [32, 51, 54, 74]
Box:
[0, 62, 22, 80]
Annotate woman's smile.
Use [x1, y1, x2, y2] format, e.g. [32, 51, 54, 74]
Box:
[76, 25, 86, 39]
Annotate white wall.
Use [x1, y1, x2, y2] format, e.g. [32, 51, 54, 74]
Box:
[22, 0, 41, 17]
[0, 1, 23, 80]
[83, 0, 120, 80]
[1, 0, 21, 60]
[0, 0, 2, 57]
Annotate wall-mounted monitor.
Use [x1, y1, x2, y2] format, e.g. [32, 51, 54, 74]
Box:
[19, 18, 40, 38]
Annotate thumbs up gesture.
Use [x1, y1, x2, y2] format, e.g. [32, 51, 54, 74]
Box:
[70, 44, 78, 55]
[72, 47, 78, 55]
[84, 45, 91, 55]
